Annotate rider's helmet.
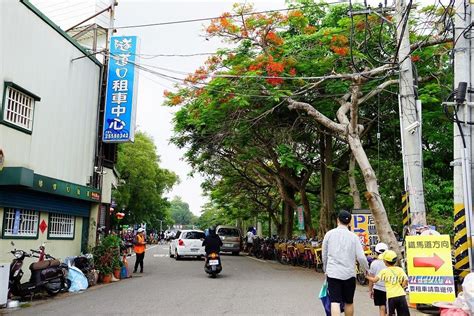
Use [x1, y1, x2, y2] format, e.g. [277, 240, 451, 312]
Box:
[375, 242, 388, 254]
[208, 226, 216, 235]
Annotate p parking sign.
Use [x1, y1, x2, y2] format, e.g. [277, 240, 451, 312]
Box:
[350, 210, 379, 250]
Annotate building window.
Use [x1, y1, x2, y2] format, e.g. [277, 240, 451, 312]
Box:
[1, 82, 40, 133]
[48, 213, 75, 239]
[3, 208, 39, 238]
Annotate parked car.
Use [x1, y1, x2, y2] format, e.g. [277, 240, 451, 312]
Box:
[169, 230, 206, 259]
[216, 226, 241, 255]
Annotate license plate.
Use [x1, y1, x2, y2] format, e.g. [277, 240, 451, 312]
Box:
[224, 243, 233, 248]
[209, 259, 219, 265]
[191, 248, 199, 252]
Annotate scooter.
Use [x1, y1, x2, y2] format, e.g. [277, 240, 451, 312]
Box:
[8, 242, 69, 299]
[204, 252, 222, 278]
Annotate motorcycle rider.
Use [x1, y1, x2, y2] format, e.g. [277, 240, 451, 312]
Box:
[202, 226, 223, 254]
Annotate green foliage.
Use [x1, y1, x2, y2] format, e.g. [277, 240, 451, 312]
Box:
[164, 1, 454, 236]
[170, 196, 197, 225]
[114, 132, 178, 229]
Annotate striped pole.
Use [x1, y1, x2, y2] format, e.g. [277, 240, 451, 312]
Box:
[454, 203, 470, 279]
[402, 191, 411, 227]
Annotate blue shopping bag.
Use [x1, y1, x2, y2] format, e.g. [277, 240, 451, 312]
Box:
[319, 280, 344, 316]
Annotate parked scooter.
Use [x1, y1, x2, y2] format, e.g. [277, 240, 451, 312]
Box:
[204, 252, 222, 278]
[8, 242, 69, 299]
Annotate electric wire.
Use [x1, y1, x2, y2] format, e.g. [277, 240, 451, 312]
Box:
[111, 1, 350, 29]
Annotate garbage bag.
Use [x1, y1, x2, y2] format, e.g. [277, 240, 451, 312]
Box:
[67, 266, 88, 292]
[440, 308, 469, 316]
[462, 273, 474, 314]
[319, 280, 344, 316]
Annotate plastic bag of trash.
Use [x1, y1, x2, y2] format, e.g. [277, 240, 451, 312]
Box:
[463, 273, 474, 314]
[67, 266, 88, 292]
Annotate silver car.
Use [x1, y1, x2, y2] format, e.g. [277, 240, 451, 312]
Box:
[216, 226, 241, 255]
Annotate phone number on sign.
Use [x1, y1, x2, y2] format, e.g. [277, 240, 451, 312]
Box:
[104, 132, 129, 140]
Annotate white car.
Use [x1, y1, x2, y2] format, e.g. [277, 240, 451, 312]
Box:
[169, 230, 206, 259]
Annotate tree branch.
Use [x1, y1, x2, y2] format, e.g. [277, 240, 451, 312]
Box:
[358, 79, 398, 105]
[288, 99, 345, 136]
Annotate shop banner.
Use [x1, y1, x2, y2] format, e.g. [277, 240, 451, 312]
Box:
[297, 206, 304, 230]
[103, 36, 139, 143]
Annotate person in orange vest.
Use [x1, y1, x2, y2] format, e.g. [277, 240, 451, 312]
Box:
[133, 228, 146, 273]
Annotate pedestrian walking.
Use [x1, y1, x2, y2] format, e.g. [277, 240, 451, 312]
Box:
[133, 228, 146, 273]
[368, 242, 389, 316]
[322, 210, 369, 316]
[246, 227, 255, 255]
[366, 250, 410, 316]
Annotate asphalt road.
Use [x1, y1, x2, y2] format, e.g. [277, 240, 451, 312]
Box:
[8, 245, 382, 315]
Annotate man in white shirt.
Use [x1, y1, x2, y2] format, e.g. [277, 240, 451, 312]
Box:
[322, 210, 369, 316]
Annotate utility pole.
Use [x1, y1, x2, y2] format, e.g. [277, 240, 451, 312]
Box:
[395, 0, 426, 226]
[453, 0, 474, 277]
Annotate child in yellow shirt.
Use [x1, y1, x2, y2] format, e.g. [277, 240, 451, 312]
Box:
[367, 250, 410, 316]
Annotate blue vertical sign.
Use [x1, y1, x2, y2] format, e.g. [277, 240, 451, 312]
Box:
[13, 209, 21, 235]
[103, 36, 139, 143]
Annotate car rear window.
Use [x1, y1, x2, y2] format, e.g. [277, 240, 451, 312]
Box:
[217, 228, 240, 237]
[185, 231, 205, 239]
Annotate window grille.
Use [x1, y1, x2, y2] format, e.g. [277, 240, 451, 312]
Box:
[3, 208, 39, 237]
[4, 86, 35, 131]
[49, 213, 75, 238]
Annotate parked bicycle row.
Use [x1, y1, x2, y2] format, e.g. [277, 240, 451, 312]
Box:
[245, 236, 375, 285]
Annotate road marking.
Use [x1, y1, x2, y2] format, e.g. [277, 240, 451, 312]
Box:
[153, 254, 169, 258]
[129, 244, 160, 257]
[247, 256, 267, 263]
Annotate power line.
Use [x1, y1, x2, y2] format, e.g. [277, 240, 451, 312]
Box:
[111, 1, 349, 30]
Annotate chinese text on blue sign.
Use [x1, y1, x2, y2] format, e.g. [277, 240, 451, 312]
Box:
[103, 36, 139, 142]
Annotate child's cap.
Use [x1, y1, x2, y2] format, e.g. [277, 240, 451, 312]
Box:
[382, 250, 397, 263]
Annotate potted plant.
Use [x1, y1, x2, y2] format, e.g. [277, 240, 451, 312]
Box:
[93, 235, 123, 283]
[112, 256, 122, 279]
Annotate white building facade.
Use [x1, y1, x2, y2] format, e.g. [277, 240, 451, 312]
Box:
[0, 0, 104, 264]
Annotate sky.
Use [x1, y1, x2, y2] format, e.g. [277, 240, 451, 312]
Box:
[114, 0, 288, 216]
[32, 0, 435, 215]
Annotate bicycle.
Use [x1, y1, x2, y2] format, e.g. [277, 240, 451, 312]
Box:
[314, 247, 324, 273]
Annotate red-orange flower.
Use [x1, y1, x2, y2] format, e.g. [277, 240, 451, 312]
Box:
[206, 22, 220, 34]
[289, 68, 297, 76]
[170, 95, 183, 105]
[411, 55, 420, 62]
[266, 61, 285, 74]
[266, 31, 284, 46]
[303, 25, 317, 34]
[331, 35, 349, 46]
[266, 77, 284, 86]
[331, 46, 349, 56]
[288, 10, 303, 18]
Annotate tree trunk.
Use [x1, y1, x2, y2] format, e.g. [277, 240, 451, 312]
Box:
[300, 188, 316, 238]
[288, 95, 400, 255]
[347, 133, 401, 256]
[281, 187, 296, 239]
[319, 131, 334, 238]
[349, 154, 362, 209]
